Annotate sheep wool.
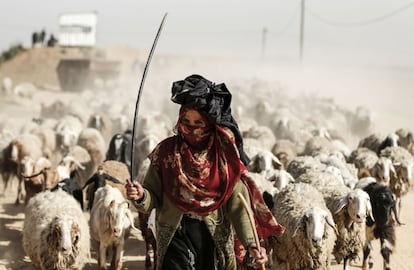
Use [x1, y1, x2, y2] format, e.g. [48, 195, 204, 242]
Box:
[23, 190, 90, 270]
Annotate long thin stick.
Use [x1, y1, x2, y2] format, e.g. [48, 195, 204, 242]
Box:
[237, 192, 266, 270]
[130, 13, 168, 180]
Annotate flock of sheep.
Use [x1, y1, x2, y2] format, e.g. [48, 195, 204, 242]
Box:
[1, 68, 413, 270]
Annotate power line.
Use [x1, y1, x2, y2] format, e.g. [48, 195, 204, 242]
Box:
[307, 0, 414, 27]
[268, 3, 301, 36]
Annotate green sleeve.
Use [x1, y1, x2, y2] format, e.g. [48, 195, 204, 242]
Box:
[132, 164, 163, 213]
[226, 181, 256, 248]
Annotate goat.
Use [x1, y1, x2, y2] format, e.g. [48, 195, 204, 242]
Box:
[90, 185, 137, 270]
[357, 181, 402, 270]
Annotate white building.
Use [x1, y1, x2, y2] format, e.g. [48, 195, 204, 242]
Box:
[58, 11, 98, 47]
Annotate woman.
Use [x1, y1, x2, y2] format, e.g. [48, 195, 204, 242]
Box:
[126, 74, 284, 270]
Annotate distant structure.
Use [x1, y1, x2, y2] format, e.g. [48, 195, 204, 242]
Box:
[58, 11, 97, 47]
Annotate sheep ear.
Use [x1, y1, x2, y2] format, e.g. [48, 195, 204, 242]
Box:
[126, 210, 139, 232]
[109, 200, 116, 209]
[272, 156, 282, 169]
[390, 163, 397, 177]
[334, 195, 348, 214]
[293, 215, 305, 237]
[121, 200, 130, 208]
[366, 199, 375, 222]
[325, 215, 338, 236]
[247, 155, 258, 172]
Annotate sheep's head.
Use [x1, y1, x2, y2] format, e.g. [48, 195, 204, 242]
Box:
[47, 215, 81, 256]
[343, 189, 373, 224]
[107, 200, 133, 239]
[373, 157, 396, 185]
[294, 207, 336, 249]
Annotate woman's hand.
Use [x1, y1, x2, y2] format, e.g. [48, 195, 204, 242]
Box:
[247, 243, 268, 269]
[125, 179, 144, 201]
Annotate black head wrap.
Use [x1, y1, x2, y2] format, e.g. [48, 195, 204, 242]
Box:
[171, 74, 250, 165]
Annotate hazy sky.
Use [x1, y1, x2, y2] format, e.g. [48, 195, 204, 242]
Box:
[1, 0, 414, 67]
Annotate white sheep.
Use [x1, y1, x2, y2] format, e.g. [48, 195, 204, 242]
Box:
[271, 139, 299, 169]
[77, 127, 106, 185]
[1, 77, 13, 95]
[297, 170, 373, 270]
[380, 145, 414, 218]
[242, 125, 276, 151]
[247, 149, 282, 173]
[90, 185, 137, 270]
[22, 190, 90, 270]
[286, 155, 326, 179]
[271, 182, 337, 270]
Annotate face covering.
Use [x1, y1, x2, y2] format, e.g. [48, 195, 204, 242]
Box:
[176, 107, 212, 148]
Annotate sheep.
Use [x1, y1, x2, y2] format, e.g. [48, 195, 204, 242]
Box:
[58, 147, 91, 178]
[54, 115, 84, 154]
[286, 155, 326, 179]
[22, 190, 90, 270]
[358, 133, 400, 155]
[90, 185, 137, 270]
[51, 169, 84, 209]
[0, 142, 19, 194]
[242, 125, 276, 151]
[247, 149, 282, 173]
[271, 182, 337, 270]
[105, 130, 132, 172]
[77, 127, 106, 166]
[302, 136, 341, 158]
[295, 169, 374, 270]
[358, 133, 383, 154]
[20, 156, 59, 205]
[1, 77, 13, 95]
[348, 106, 374, 139]
[7, 134, 43, 204]
[349, 147, 396, 185]
[87, 112, 113, 142]
[326, 187, 372, 270]
[395, 128, 413, 150]
[380, 146, 414, 219]
[271, 139, 299, 167]
[316, 153, 359, 189]
[76, 128, 107, 186]
[133, 133, 161, 178]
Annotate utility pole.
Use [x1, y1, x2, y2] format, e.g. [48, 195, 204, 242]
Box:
[299, 0, 305, 64]
[261, 27, 268, 59]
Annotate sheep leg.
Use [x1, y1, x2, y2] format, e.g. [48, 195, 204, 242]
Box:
[396, 197, 401, 220]
[362, 241, 373, 270]
[99, 242, 107, 270]
[15, 176, 23, 205]
[110, 242, 124, 270]
[343, 256, 349, 270]
[380, 238, 392, 270]
[153, 235, 157, 270]
[1, 171, 10, 194]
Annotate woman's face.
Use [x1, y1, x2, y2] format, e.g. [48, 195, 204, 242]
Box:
[178, 108, 212, 146]
[180, 109, 208, 128]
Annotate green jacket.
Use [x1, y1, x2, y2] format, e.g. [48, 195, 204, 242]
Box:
[132, 165, 256, 270]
